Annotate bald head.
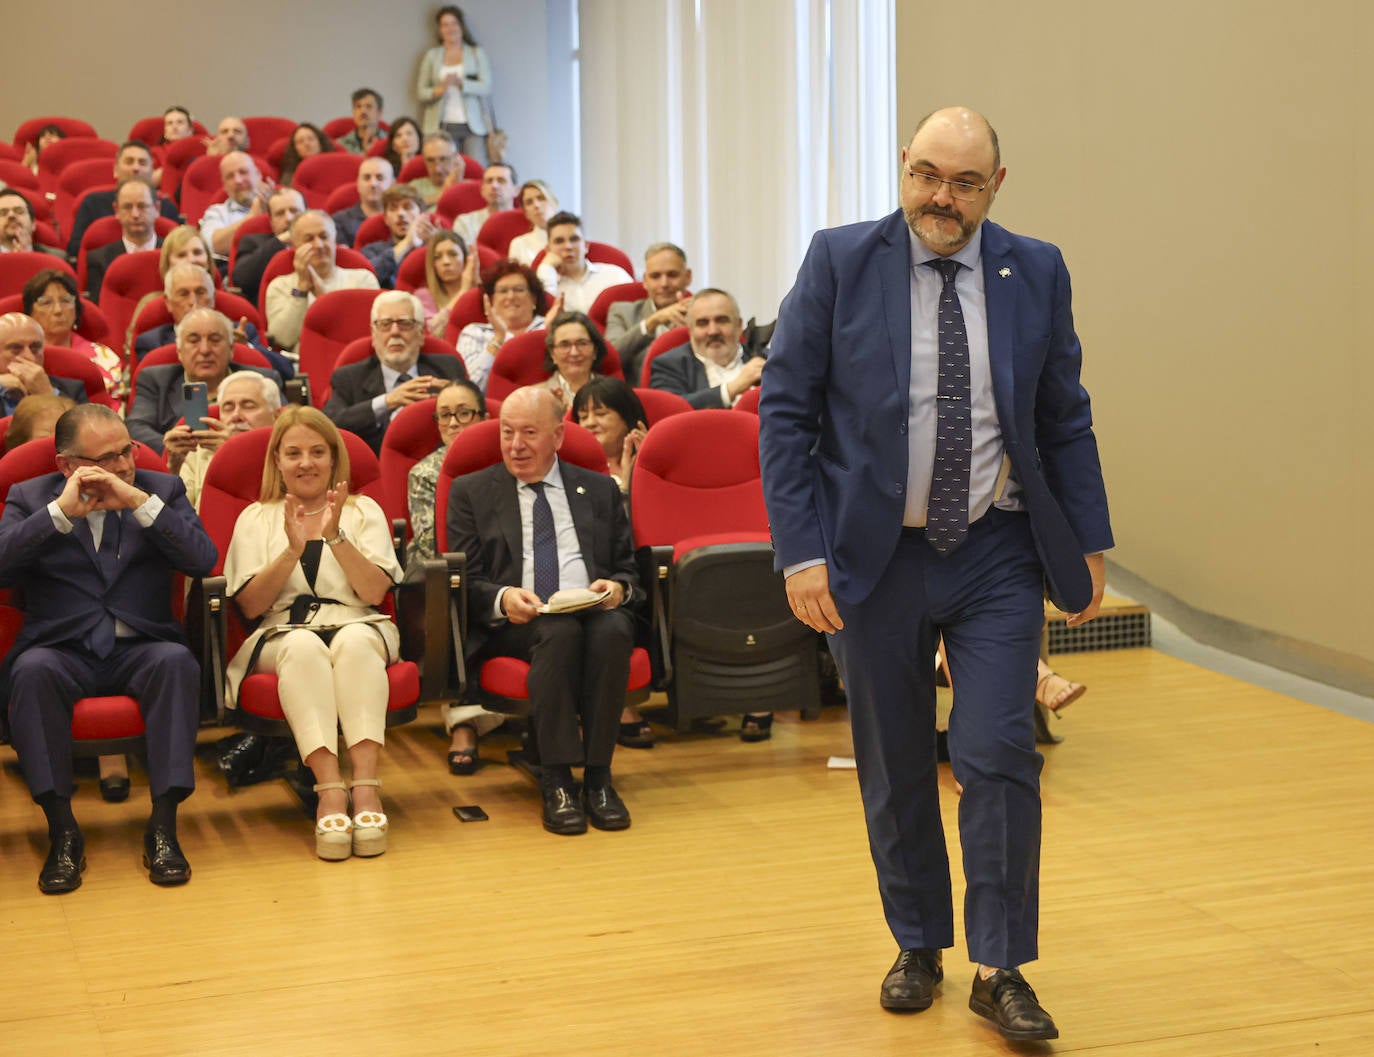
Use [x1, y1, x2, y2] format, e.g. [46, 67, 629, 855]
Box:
[500, 386, 564, 482]
[900, 105, 1005, 256]
[220, 151, 262, 206]
[908, 107, 999, 172]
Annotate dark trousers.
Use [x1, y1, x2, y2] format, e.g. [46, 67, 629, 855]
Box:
[5, 640, 200, 801]
[485, 610, 633, 769]
[829, 509, 1046, 969]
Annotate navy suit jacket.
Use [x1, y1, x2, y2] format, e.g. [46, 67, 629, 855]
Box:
[648, 343, 761, 410]
[322, 353, 466, 453]
[758, 212, 1112, 613]
[445, 459, 642, 660]
[0, 470, 217, 676]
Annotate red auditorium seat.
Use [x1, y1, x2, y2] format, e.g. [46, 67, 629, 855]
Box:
[291, 152, 364, 210]
[588, 282, 648, 332]
[475, 209, 530, 256]
[532, 241, 636, 280]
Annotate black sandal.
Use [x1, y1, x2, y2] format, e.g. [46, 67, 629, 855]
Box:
[618, 720, 655, 749]
[448, 725, 480, 775]
[740, 713, 774, 743]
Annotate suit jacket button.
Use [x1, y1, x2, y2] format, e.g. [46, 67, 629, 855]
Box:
[898, 422, 908, 435]
[895, 483, 905, 495]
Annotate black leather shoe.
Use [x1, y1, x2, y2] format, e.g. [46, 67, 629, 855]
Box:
[541, 785, 587, 835]
[583, 782, 631, 831]
[99, 775, 131, 803]
[880, 948, 942, 1011]
[142, 827, 192, 886]
[969, 969, 1059, 1041]
[38, 829, 86, 894]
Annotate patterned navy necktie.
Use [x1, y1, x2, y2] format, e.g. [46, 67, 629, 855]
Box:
[924, 258, 972, 556]
[529, 481, 559, 601]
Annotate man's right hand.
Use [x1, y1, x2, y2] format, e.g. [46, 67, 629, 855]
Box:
[646, 295, 691, 331]
[785, 564, 844, 634]
[161, 423, 198, 471]
[292, 244, 319, 292]
[384, 374, 441, 410]
[501, 587, 543, 624]
[727, 356, 766, 399]
[6, 358, 52, 396]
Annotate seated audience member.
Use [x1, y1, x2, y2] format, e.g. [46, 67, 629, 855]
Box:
[0, 313, 90, 412]
[507, 180, 557, 266]
[158, 224, 217, 281]
[339, 88, 385, 155]
[604, 242, 694, 383]
[167, 369, 282, 509]
[132, 263, 289, 377]
[127, 307, 282, 452]
[451, 162, 516, 248]
[446, 386, 641, 835]
[417, 230, 479, 336]
[200, 152, 275, 260]
[3, 392, 76, 451]
[535, 212, 633, 315]
[205, 116, 250, 157]
[65, 141, 180, 259]
[278, 124, 336, 189]
[332, 157, 393, 248]
[224, 407, 403, 861]
[0, 189, 64, 257]
[408, 132, 461, 207]
[382, 116, 422, 177]
[231, 188, 305, 307]
[86, 178, 163, 302]
[361, 185, 440, 289]
[455, 260, 548, 392]
[20, 124, 65, 175]
[542, 310, 607, 410]
[402, 379, 501, 773]
[649, 287, 762, 408]
[22, 270, 120, 396]
[153, 106, 196, 182]
[264, 211, 380, 352]
[0, 404, 216, 893]
[322, 289, 464, 453]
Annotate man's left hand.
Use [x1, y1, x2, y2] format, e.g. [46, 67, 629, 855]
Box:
[1064, 553, 1106, 627]
[589, 578, 625, 610]
[71, 466, 149, 513]
[6, 358, 51, 396]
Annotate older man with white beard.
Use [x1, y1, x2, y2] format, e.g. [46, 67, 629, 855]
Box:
[321, 289, 465, 452]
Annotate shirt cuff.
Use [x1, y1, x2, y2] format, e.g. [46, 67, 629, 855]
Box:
[132, 493, 164, 527]
[720, 382, 734, 407]
[371, 393, 391, 422]
[783, 558, 826, 578]
[493, 585, 510, 620]
[48, 500, 74, 534]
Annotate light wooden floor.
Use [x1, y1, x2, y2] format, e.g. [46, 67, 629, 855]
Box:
[2, 646, 1372, 1057]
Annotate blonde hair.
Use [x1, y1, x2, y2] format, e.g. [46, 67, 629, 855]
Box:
[158, 225, 217, 279]
[259, 406, 353, 502]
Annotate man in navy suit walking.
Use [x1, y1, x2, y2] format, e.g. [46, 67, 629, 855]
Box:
[759, 107, 1112, 1041]
[0, 405, 217, 893]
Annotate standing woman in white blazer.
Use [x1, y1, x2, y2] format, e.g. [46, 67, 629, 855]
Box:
[416, 5, 493, 165]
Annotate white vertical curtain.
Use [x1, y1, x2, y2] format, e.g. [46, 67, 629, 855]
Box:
[576, 0, 894, 322]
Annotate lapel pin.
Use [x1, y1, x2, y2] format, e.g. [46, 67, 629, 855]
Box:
[576, 485, 586, 495]
[998, 267, 1012, 278]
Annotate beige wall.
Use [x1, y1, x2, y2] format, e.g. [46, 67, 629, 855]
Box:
[897, 1, 1374, 692]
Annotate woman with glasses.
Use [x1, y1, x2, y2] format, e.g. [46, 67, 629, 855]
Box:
[543, 310, 607, 410]
[455, 260, 549, 392]
[225, 407, 403, 860]
[402, 379, 501, 773]
[418, 230, 480, 337]
[21, 270, 121, 397]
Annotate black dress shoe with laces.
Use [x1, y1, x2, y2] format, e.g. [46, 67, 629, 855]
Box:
[583, 782, 631, 830]
[541, 784, 587, 835]
[38, 828, 86, 894]
[880, 948, 942, 1011]
[969, 969, 1059, 1041]
[142, 826, 192, 886]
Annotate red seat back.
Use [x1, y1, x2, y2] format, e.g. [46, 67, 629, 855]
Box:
[631, 387, 693, 425]
[532, 241, 636, 279]
[630, 410, 766, 548]
[353, 213, 390, 249]
[96, 250, 165, 358]
[434, 419, 607, 552]
[484, 331, 551, 402]
[160, 136, 208, 200]
[55, 162, 117, 240]
[378, 398, 442, 526]
[242, 117, 299, 153]
[324, 184, 360, 214]
[127, 115, 209, 146]
[37, 138, 118, 196]
[434, 180, 484, 223]
[0, 252, 75, 298]
[398, 156, 428, 183]
[12, 116, 98, 150]
[179, 154, 229, 226]
[36, 346, 118, 408]
[588, 282, 647, 331]
[297, 288, 384, 404]
[639, 325, 690, 387]
[77, 215, 177, 293]
[441, 287, 489, 343]
[475, 209, 531, 256]
[292, 152, 364, 209]
[227, 213, 274, 278]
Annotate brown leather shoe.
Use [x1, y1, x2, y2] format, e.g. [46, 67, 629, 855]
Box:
[880, 948, 942, 1011]
[969, 969, 1059, 1040]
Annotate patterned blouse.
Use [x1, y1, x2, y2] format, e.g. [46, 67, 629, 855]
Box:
[406, 445, 448, 566]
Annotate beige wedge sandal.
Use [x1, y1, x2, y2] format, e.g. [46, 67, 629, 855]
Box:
[349, 778, 388, 857]
[314, 782, 353, 861]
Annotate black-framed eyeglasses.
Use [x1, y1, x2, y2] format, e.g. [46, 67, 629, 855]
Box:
[435, 407, 482, 424]
[65, 441, 141, 470]
[904, 168, 995, 202]
[553, 339, 593, 353]
[372, 317, 420, 332]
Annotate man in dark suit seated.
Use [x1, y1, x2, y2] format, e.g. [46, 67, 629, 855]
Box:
[132, 263, 292, 378]
[648, 287, 763, 408]
[331, 156, 394, 248]
[126, 307, 282, 454]
[0, 189, 65, 257]
[322, 289, 464, 452]
[64, 140, 180, 260]
[0, 404, 218, 893]
[85, 178, 164, 302]
[604, 242, 693, 383]
[0, 313, 89, 414]
[230, 187, 305, 308]
[360, 185, 440, 289]
[446, 386, 641, 835]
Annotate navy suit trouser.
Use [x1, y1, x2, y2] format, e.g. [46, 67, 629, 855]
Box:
[6, 640, 200, 802]
[829, 508, 1046, 969]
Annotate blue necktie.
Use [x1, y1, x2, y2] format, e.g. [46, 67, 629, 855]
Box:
[924, 258, 972, 556]
[529, 481, 559, 601]
[89, 512, 121, 657]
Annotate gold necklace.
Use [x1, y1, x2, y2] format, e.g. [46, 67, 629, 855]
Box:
[303, 504, 328, 516]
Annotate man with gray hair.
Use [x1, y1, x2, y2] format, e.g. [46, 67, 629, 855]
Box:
[127, 307, 282, 453]
[604, 242, 694, 383]
[648, 287, 763, 408]
[263, 210, 379, 351]
[408, 131, 462, 207]
[322, 289, 465, 452]
[0, 313, 89, 414]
